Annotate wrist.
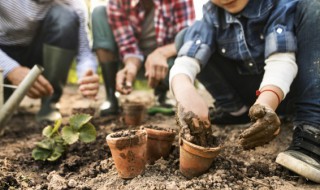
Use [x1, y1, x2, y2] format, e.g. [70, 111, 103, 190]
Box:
[156, 44, 176, 58]
[255, 85, 284, 110]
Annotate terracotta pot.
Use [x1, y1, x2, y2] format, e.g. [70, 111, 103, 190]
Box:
[122, 102, 146, 126]
[106, 130, 147, 179]
[143, 126, 176, 164]
[179, 137, 221, 179]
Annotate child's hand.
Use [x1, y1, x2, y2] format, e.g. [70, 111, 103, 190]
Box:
[239, 104, 280, 149]
[176, 102, 211, 146]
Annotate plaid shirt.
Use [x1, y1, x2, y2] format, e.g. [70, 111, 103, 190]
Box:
[107, 0, 195, 61]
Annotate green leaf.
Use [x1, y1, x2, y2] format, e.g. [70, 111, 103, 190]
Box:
[36, 138, 54, 150]
[47, 141, 66, 161]
[42, 119, 62, 138]
[32, 148, 51, 161]
[42, 125, 53, 138]
[53, 135, 65, 145]
[52, 119, 62, 134]
[47, 152, 62, 161]
[61, 126, 79, 145]
[69, 114, 92, 130]
[54, 142, 66, 154]
[79, 123, 97, 143]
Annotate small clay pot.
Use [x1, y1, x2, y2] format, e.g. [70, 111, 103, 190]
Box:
[179, 137, 221, 179]
[142, 125, 176, 164]
[122, 102, 146, 126]
[106, 130, 147, 179]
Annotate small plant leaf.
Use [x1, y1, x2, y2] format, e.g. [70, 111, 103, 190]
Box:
[79, 123, 97, 143]
[52, 119, 62, 134]
[47, 152, 62, 161]
[53, 135, 65, 145]
[36, 138, 54, 150]
[42, 125, 53, 138]
[42, 119, 62, 138]
[61, 126, 79, 145]
[69, 114, 92, 130]
[32, 147, 51, 161]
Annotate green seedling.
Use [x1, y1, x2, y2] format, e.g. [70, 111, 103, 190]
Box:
[32, 114, 96, 161]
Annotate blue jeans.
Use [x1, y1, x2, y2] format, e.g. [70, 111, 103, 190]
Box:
[176, 0, 320, 128]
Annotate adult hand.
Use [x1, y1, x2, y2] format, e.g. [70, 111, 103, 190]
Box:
[78, 69, 100, 99]
[116, 63, 139, 95]
[239, 104, 281, 149]
[145, 50, 168, 88]
[7, 66, 53, 99]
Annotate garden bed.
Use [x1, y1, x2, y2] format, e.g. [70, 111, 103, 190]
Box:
[0, 85, 319, 190]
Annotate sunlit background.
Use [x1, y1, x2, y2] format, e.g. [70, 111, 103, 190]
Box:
[68, 0, 209, 84]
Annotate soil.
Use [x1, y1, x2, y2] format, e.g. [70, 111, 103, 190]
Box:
[0, 84, 320, 190]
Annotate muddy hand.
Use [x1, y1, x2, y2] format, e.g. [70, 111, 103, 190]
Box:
[176, 103, 212, 146]
[239, 104, 280, 149]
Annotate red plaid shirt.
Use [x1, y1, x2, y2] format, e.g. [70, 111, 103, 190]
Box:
[107, 0, 195, 61]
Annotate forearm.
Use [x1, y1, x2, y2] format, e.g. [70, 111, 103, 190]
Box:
[71, 0, 98, 78]
[124, 57, 142, 71]
[156, 43, 177, 59]
[257, 52, 297, 110]
[255, 85, 284, 111]
[107, 0, 142, 60]
[172, 74, 195, 100]
[172, 74, 209, 120]
[0, 49, 20, 77]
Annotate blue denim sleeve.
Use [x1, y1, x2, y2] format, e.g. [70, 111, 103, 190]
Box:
[177, 19, 215, 67]
[264, 0, 298, 58]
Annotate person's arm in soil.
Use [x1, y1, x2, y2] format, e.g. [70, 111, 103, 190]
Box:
[239, 53, 297, 149]
[170, 56, 209, 122]
[238, 1, 298, 149]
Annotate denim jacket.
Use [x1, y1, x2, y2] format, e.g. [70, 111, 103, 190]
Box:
[178, 0, 298, 74]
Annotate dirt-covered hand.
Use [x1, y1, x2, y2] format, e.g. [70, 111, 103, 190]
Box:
[176, 103, 212, 146]
[239, 104, 280, 149]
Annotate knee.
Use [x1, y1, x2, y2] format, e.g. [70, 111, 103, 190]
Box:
[296, 0, 320, 20]
[46, 4, 79, 40]
[92, 5, 107, 21]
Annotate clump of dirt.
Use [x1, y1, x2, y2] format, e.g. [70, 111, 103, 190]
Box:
[109, 130, 138, 138]
[176, 104, 218, 147]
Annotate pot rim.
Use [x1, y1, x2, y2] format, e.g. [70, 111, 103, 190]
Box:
[143, 127, 176, 141]
[180, 137, 221, 158]
[106, 130, 147, 145]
